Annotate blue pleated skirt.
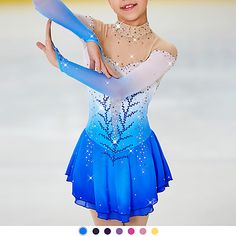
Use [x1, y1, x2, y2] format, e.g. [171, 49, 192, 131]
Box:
[65, 128, 173, 223]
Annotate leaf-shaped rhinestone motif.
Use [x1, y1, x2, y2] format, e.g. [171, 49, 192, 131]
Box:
[96, 91, 144, 166]
[85, 54, 162, 166]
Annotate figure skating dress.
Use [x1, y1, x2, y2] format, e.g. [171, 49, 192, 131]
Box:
[33, 0, 178, 223]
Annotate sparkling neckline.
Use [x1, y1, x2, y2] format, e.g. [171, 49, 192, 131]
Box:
[112, 20, 153, 38]
[103, 49, 176, 71]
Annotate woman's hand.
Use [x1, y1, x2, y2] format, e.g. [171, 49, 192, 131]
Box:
[35, 19, 119, 79]
[86, 41, 120, 79]
[36, 20, 58, 68]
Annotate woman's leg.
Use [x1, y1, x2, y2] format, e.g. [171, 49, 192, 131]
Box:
[90, 209, 123, 226]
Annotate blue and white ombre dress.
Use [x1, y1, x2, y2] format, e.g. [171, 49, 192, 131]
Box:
[32, 0, 177, 223]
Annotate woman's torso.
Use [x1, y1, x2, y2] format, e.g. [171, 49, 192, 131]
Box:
[81, 19, 166, 152]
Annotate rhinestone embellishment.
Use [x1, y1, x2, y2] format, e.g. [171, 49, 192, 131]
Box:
[112, 20, 153, 39]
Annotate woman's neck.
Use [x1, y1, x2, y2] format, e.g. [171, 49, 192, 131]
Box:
[113, 19, 152, 40]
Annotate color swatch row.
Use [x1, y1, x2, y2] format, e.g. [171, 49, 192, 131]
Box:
[79, 227, 159, 235]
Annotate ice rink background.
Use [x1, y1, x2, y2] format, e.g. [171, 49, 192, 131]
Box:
[0, 0, 236, 225]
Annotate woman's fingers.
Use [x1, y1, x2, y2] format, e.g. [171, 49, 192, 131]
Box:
[35, 20, 57, 68]
[45, 20, 52, 45]
[45, 20, 50, 45]
[36, 41, 46, 52]
[45, 19, 55, 51]
[37, 20, 53, 53]
[94, 59, 101, 73]
[89, 59, 95, 70]
[104, 62, 120, 79]
[36, 20, 51, 53]
[101, 62, 111, 78]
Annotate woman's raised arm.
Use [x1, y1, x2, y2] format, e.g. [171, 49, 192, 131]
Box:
[32, 0, 103, 55]
[54, 46, 176, 100]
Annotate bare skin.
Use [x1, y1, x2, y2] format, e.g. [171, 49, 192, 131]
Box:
[36, 20, 58, 68]
[108, 0, 148, 26]
[86, 41, 119, 78]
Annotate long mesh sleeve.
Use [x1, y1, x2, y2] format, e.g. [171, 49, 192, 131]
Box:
[54, 47, 176, 100]
[32, 0, 103, 55]
[75, 14, 96, 32]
